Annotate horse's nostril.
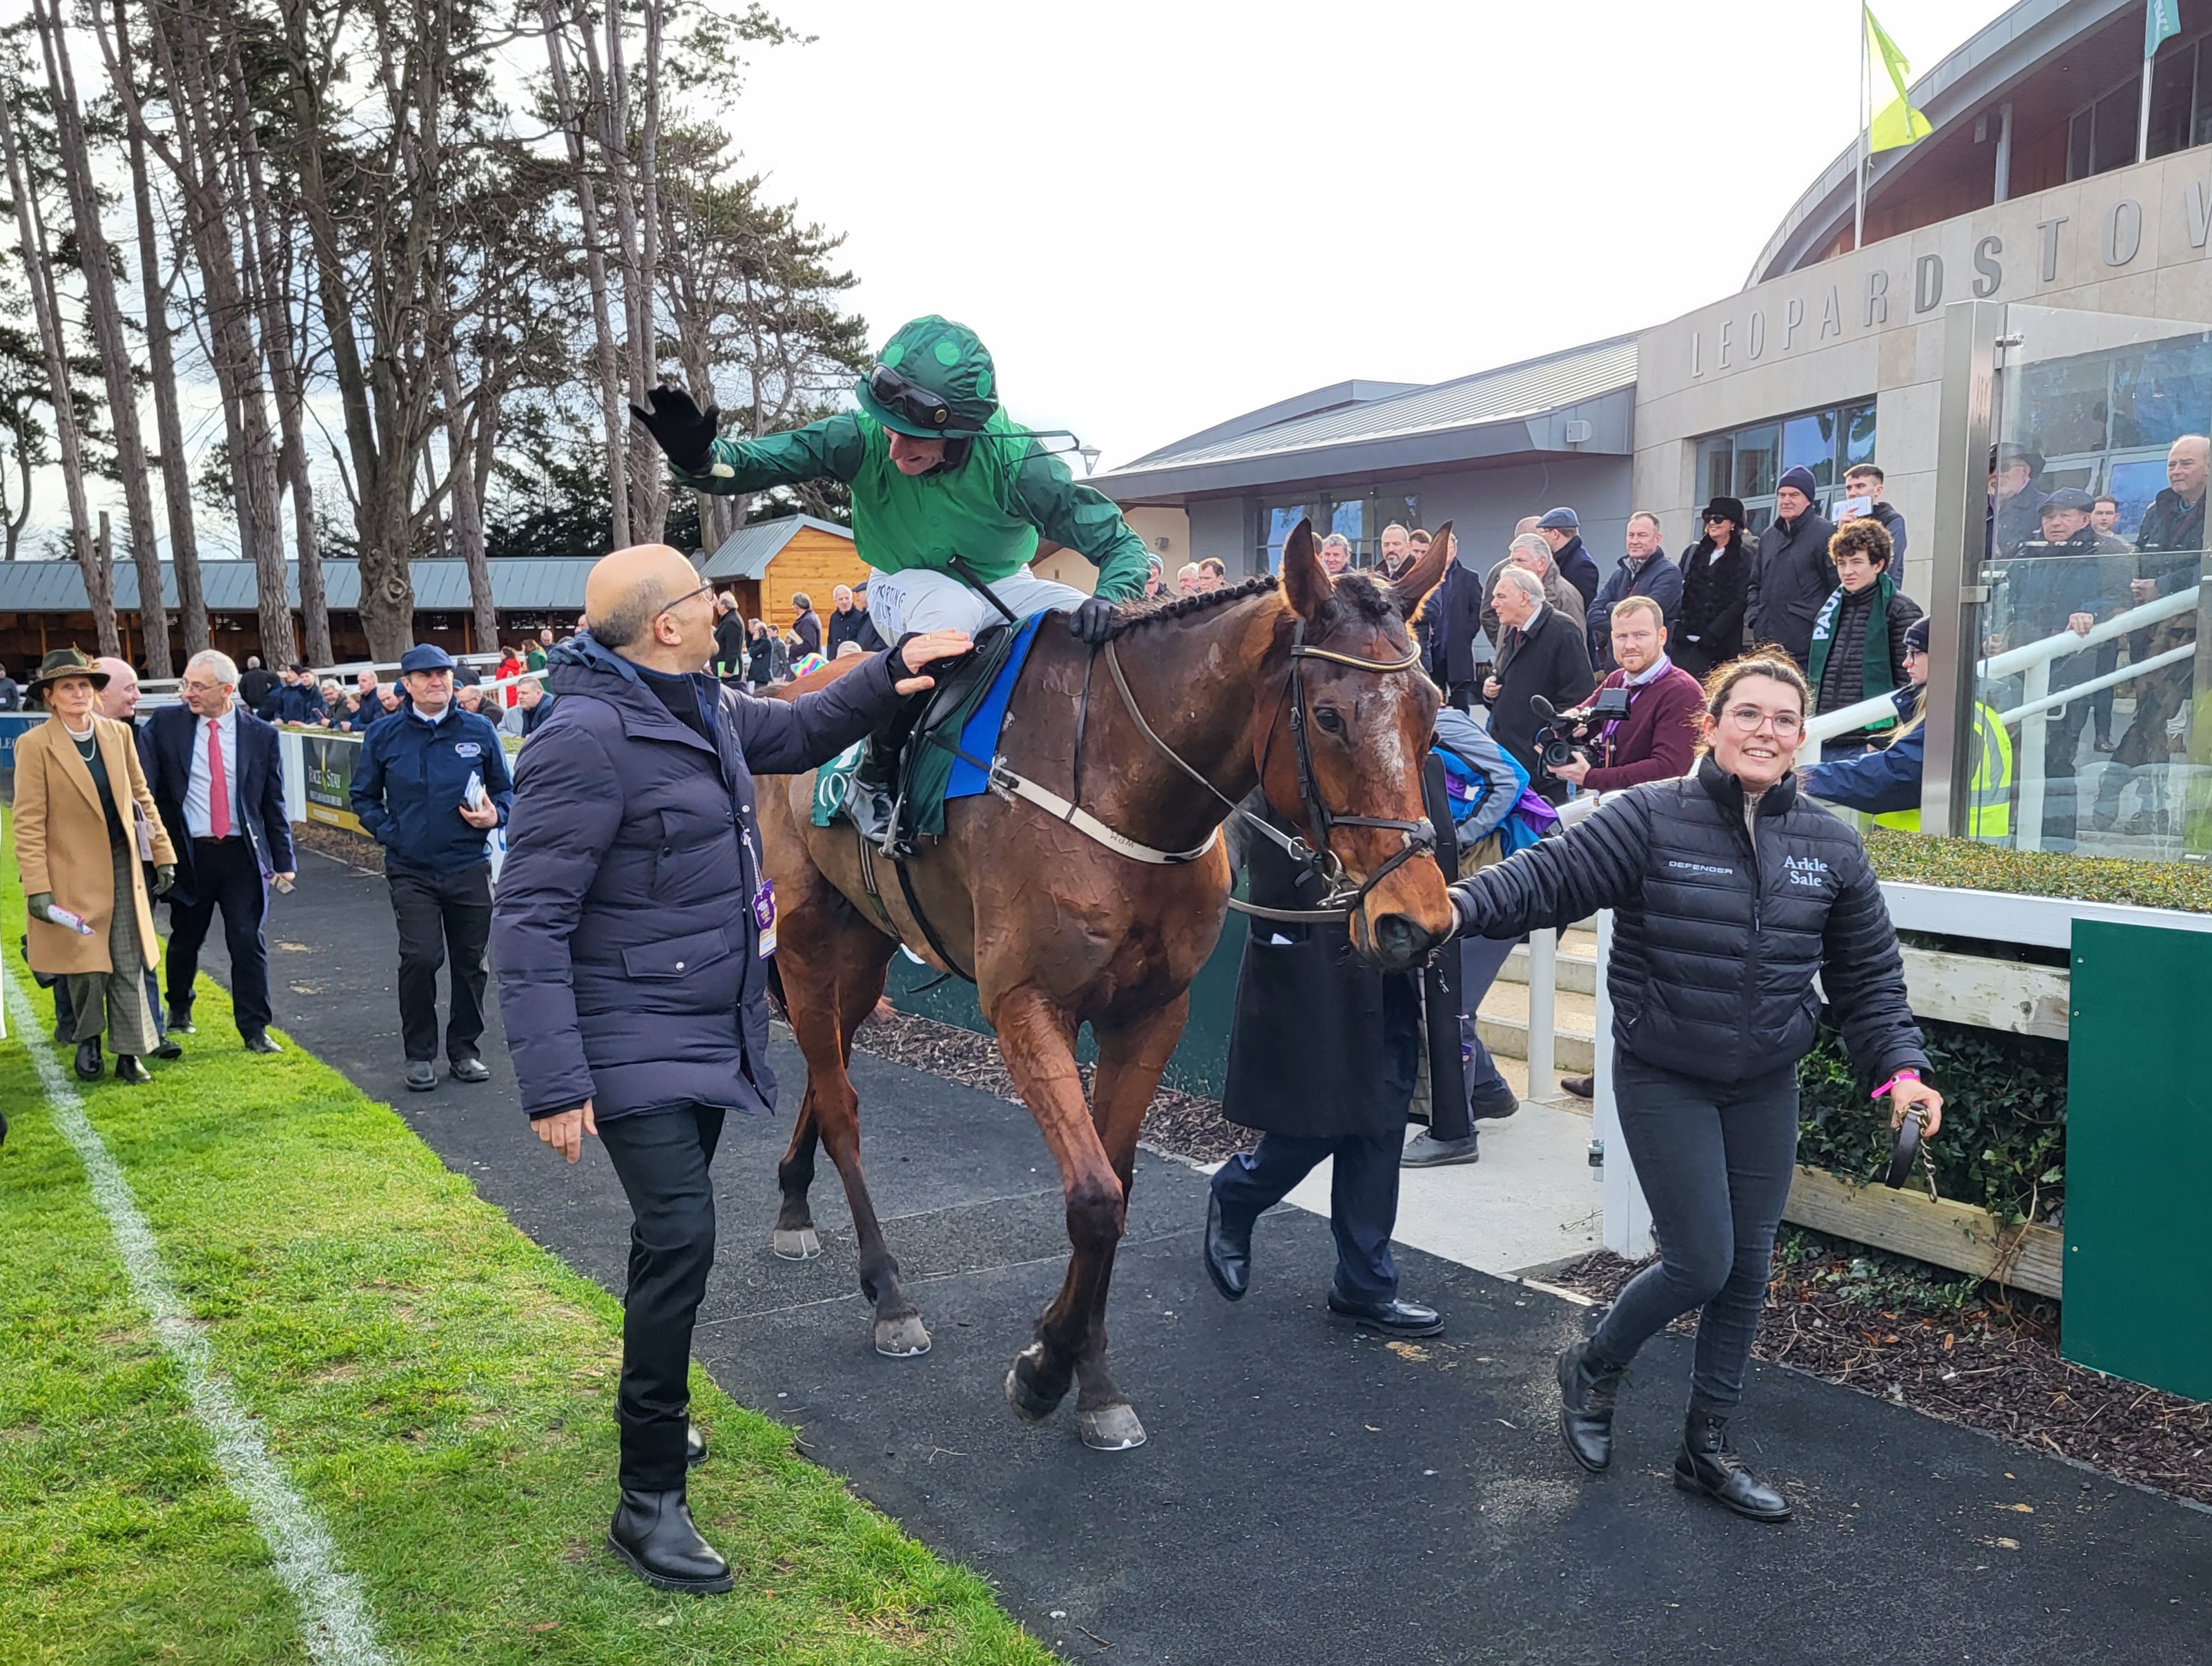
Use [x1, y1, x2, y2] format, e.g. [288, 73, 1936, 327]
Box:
[1375, 914, 1422, 958]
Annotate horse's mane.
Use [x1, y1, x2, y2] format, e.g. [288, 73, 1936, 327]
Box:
[1100, 568, 1417, 643]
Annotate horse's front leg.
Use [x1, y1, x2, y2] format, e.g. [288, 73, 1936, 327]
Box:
[989, 982, 1132, 1444]
[1065, 991, 1190, 1450]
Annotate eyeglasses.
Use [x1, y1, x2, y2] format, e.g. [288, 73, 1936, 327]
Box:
[868, 362, 954, 432]
[654, 581, 716, 621]
[1721, 705, 1803, 737]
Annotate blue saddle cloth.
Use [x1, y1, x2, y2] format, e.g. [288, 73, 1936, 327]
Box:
[943, 611, 1049, 802]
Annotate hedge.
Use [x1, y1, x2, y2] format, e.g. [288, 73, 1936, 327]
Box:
[1863, 827, 2212, 913]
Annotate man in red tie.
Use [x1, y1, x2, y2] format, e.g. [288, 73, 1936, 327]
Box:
[139, 648, 295, 1052]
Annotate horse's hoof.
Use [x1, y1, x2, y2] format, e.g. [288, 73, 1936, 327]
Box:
[874, 1315, 931, 1357]
[772, 1226, 822, 1261]
[1003, 1364, 1063, 1424]
[1077, 1403, 1147, 1451]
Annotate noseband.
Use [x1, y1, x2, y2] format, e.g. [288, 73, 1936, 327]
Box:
[1102, 617, 1437, 924]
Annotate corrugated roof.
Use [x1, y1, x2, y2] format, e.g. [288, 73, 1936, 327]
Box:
[1098, 335, 1638, 480]
[701, 515, 853, 581]
[0, 556, 601, 613]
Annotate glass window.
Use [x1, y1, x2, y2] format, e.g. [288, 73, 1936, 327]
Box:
[2102, 454, 2170, 539]
[1697, 436, 1734, 507]
[1781, 413, 1834, 487]
[2148, 41, 2198, 159]
[2091, 84, 2139, 175]
[1734, 424, 1779, 500]
[1842, 403, 1879, 467]
[2016, 355, 2111, 458]
[2068, 109, 2093, 181]
[1329, 496, 1364, 553]
[1259, 501, 1317, 572]
[2111, 344, 2212, 449]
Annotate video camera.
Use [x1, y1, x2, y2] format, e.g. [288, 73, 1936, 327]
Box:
[1529, 687, 1632, 776]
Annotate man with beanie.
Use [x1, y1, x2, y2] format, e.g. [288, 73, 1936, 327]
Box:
[1747, 465, 1837, 670]
[1808, 519, 1923, 759]
[1535, 507, 1601, 612]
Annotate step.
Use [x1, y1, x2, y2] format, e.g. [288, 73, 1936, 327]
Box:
[1473, 981, 1597, 1074]
[1500, 941, 1597, 996]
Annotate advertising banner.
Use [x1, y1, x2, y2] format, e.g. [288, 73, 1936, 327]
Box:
[300, 731, 366, 834]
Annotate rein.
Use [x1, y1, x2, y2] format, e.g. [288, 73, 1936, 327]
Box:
[1100, 621, 1435, 924]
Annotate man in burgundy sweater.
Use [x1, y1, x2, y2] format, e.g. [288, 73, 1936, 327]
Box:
[1545, 592, 1706, 1098]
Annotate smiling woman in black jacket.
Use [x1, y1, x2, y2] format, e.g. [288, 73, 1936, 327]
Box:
[1446, 653, 1942, 1522]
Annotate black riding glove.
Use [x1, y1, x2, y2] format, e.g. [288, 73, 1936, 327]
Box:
[628, 385, 720, 474]
[1068, 597, 1119, 646]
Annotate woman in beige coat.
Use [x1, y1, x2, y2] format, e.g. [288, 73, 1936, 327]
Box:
[14, 648, 177, 1083]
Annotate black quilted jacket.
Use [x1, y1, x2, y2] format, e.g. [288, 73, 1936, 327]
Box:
[1449, 756, 1927, 1087]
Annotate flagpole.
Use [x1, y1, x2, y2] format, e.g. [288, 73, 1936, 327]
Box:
[2140, 3, 2157, 164]
[1854, 3, 1869, 250]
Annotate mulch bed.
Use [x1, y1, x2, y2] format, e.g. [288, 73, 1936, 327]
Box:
[291, 821, 383, 875]
[851, 1005, 1250, 1163]
[1550, 1241, 2212, 1509]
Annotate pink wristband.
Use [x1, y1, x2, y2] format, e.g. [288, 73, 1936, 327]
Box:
[1871, 1068, 1921, 1101]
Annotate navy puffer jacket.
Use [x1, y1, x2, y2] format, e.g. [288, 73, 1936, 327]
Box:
[1448, 755, 1926, 1087]
[492, 632, 906, 1122]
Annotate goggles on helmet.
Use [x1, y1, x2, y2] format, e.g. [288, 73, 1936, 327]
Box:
[867, 362, 955, 432]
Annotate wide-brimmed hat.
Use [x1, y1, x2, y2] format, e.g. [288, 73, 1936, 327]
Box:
[1698, 496, 1748, 528]
[25, 646, 108, 699]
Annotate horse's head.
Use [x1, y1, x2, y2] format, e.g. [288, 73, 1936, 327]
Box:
[1257, 519, 1457, 972]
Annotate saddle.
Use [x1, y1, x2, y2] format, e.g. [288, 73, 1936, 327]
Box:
[815, 613, 1047, 855]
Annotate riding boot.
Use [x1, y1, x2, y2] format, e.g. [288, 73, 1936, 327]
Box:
[848, 692, 929, 855]
[1673, 1408, 1792, 1522]
[1557, 1340, 1627, 1473]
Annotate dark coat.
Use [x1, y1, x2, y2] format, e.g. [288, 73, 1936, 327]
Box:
[1746, 509, 1837, 668]
[1858, 501, 1908, 565]
[138, 703, 295, 908]
[0, 674, 19, 712]
[1552, 534, 1601, 611]
[258, 679, 327, 725]
[712, 612, 750, 679]
[2134, 485, 2206, 593]
[349, 703, 514, 878]
[826, 606, 871, 655]
[1221, 764, 1460, 1141]
[790, 609, 823, 657]
[1810, 581, 1923, 749]
[1420, 561, 1488, 688]
[1489, 603, 1595, 780]
[1672, 534, 1753, 679]
[237, 666, 278, 713]
[1587, 550, 1685, 669]
[1451, 756, 1927, 1088]
[492, 633, 907, 1123]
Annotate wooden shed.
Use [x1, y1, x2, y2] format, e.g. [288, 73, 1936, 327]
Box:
[701, 515, 866, 633]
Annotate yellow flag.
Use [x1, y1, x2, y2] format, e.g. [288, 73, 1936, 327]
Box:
[1865, 5, 1932, 153]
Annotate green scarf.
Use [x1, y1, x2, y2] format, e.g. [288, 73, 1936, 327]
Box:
[1806, 572, 1899, 729]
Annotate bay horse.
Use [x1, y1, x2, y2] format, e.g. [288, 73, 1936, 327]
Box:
[755, 520, 1457, 1448]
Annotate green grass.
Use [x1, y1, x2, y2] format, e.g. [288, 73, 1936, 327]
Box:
[0, 820, 1052, 1665]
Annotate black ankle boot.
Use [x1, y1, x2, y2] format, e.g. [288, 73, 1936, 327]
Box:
[1557, 1341, 1626, 1473]
[606, 1487, 733, 1594]
[1673, 1409, 1792, 1522]
[74, 1037, 102, 1081]
[114, 1054, 152, 1085]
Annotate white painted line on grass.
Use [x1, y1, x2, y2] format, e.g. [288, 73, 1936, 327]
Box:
[3, 967, 398, 1666]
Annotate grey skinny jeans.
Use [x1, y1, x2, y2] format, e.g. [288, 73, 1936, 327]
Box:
[1589, 1048, 1801, 1415]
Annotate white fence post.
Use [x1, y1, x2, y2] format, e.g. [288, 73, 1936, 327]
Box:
[278, 729, 307, 824]
[1524, 927, 1556, 1093]
[1592, 911, 1651, 1259]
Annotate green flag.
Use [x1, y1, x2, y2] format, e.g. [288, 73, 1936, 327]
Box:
[1865, 5, 1932, 153]
[2148, 0, 2182, 59]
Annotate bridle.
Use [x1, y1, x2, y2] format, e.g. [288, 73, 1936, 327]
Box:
[1102, 616, 1437, 924]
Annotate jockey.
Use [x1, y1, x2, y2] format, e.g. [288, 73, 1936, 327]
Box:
[630, 315, 1151, 646]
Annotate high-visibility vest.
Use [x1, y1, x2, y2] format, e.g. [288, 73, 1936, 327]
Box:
[1874, 704, 2013, 835]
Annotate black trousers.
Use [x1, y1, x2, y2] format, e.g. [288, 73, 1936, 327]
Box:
[1210, 1131, 1406, 1304]
[167, 837, 273, 1035]
[388, 864, 492, 1063]
[597, 1103, 726, 1491]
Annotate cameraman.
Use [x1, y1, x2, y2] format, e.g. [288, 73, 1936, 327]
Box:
[1484, 565, 1594, 803]
[1549, 597, 1704, 797]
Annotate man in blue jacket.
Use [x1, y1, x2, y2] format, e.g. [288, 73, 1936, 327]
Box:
[351, 642, 512, 1092]
[1586, 512, 1684, 672]
[492, 542, 968, 1596]
[1536, 507, 1602, 612]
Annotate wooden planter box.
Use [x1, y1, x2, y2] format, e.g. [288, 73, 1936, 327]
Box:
[1782, 1164, 2064, 1299]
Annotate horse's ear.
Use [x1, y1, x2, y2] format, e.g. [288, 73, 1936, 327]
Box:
[1281, 516, 1328, 619]
[1393, 519, 1455, 619]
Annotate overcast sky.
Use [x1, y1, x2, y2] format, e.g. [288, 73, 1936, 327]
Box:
[733, 0, 2006, 472]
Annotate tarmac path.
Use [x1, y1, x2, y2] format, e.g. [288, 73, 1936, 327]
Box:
[161, 844, 2212, 1666]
